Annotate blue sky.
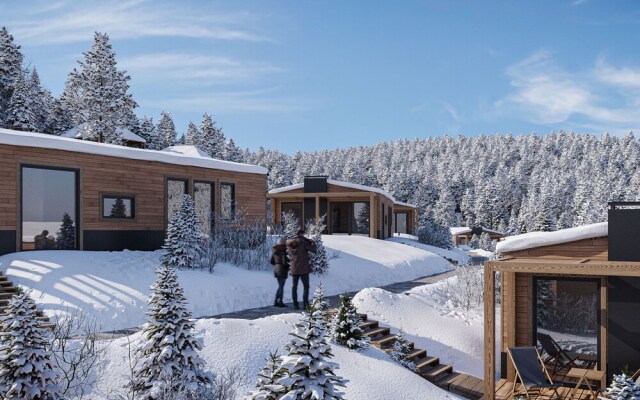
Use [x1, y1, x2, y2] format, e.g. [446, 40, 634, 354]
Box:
[3, 0, 640, 152]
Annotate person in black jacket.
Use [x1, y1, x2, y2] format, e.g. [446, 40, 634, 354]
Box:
[270, 238, 290, 307]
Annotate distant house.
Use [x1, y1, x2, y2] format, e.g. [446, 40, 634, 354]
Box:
[0, 128, 267, 255]
[450, 226, 506, 246]
[62, 124, 147, 148]
[268, 176, 417, 239]
[484, 203, 640, 398]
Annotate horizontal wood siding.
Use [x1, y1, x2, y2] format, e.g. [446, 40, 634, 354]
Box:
[502, 237, 609, 260]
[0, 144, 266, 246]
[515, 272, 532, 346]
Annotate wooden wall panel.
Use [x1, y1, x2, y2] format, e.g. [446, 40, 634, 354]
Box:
[503, 237, 608, 260]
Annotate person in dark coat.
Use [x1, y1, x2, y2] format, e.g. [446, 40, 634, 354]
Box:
[270, 238, 289, 307]
[286, 229, 317, 309]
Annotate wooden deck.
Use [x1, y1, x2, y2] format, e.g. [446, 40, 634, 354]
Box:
[487, 378, 598, 400]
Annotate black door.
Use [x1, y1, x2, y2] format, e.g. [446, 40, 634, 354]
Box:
[608, 277, 640, 379]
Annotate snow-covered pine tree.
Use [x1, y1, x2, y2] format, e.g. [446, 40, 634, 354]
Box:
[0, 292, 60, 400]
[0, 26, 24, 124]
[56, 212, 76, 250]
[28, 68, 54, 132]
[4, 71, 38, 132]
[307, 215, 329, 275]
[184, 121, 198, 146]
[63, 32, 137, 145]
[156, 111, 176, 149]
[603, 374, 640, 400]
[389, 329, 416, 371]
[131, 265, 212, 399]
[329, 294, 369, 350]
[468, 234, 480, 249]
[281, 210, 300, 241]
[279, 310, 346, 400]
[310, 283, 330, 330]
[479, 232, 494, 252]
[198, 113, 225, 159]
[139, 116, 157, 149]
[223, 138, 243, 162]
[161, 194, 203, 269]
[245, 351, 285, 400]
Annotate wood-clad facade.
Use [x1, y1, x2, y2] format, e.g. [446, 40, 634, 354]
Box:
[0, 134, 267, 255]
[268, 177, 417, 239]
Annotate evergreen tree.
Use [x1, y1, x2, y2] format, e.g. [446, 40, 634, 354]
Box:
[28, 68, 53, 132]
[184, 121, 198, 146]
[110, 198, 128, 218]
[155, 111, 176, 149]
[479, 232, 494, 252]
[281, 210, 300, 241]
[161, 194, 203, 269]
[223, 138, 243, 162]
[279, 310, 346, 400]
[139, 116, 157, 148]
[131, 265, 212, 399]
[307, 215, 329, 275]
[44, 98, 72, 135]
[0, 26, 24, 124]
[198, 113, 225, 158]
[468, 234, 480, 249]
[416, 214, 453, 249]
[56, 212, 76, 250]
[603, 374, 640, 400]
[245, 351, 285, 400]
[0, 292, 60, 400]
[329, 294, 369, 350]
[4, 72, 38, 131]
[389, 329, 416, 371]
[63, 32, 137, 144]
[310, 283, 330, 331]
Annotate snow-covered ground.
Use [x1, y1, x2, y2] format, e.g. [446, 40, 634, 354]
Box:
[353, 273, 500, 378]
[388, 235, 470, 264]
[89, 315, 460, 399]
[0, 235, 453, 332]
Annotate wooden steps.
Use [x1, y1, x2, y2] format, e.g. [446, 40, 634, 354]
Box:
[0, 271, 53, 330]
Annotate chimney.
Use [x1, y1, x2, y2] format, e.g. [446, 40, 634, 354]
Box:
[608, 202, 640, 261]
[304, 176, 328, 193]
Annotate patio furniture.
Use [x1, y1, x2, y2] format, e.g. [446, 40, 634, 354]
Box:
[537, 332, 597, 374]
[566, 367, 606, 399]
[508, 346, 566, 400]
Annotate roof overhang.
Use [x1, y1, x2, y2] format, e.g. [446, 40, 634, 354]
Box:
[485, 257, 640, 277]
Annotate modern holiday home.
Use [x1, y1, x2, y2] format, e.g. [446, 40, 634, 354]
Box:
[268, 176, 417, 239]
[450, 226, 506, 246]
[0, 128, 268, 256]
[483, 203, 640, 399]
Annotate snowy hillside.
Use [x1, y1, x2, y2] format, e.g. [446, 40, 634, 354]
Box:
[88, 315, 460, 400]
[387, 235, 470, 264]
[0, 235, 453, 332]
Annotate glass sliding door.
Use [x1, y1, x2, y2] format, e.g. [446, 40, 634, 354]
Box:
[21, 166, 78, 250]
[167, 178, 188, 221]
[194, 181, 214, 237]
[330, 202, 370, 235]
[351, 202, 370, 235]
[396, 212, 408, 234]
[220, 182, 236, 219]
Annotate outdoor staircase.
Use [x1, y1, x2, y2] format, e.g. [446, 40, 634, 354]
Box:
[0, 272, 54, 329]
[355, 312, 485, 399]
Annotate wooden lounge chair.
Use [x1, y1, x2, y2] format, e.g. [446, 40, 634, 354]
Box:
[537, 332, 597, 374]
[508, 346, 565, 400]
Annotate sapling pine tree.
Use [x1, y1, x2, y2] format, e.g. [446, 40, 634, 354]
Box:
[329, 294, 369, 350]
[308, 216, 329, 275]
[390, 329, 416, 371]
[281, 211, 299, 241]
[310, 283, 330, 330]
[479, 232, 494, 252]
[468, 234, 480, 249]
[245, 351, 285, 400]
[0, 292, 61, 400]
[131, 265, 212, 399]
[603, 374, 640, 399]
[279, 310, 346, 400]
[56, 212, 75, 250]
[161, 194, 203, 269]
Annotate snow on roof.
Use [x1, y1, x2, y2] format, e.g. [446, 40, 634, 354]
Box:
[0, 128, 268, 175]
[162, 145, 210, 158]
[496, 222, 608, 254]
[449, 226, 506, 236]
[394, 200, 417, 208]
[63, 124, 146, 143]
[269, 179, 400, 202]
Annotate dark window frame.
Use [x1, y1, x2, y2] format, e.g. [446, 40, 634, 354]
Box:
[101, 194, 136, 220]
[220, 182, 236, 220]
[194, 180, 216, 233]
[20, 164, 80, 251]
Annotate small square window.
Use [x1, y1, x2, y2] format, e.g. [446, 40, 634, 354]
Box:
[103, 196, 135, 219]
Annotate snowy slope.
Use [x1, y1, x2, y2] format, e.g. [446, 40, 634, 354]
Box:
[387, 235, 470, 264]
[0, 235, 453, 332]
[496, 222, 607, 253]
[89, 315, 460, 399]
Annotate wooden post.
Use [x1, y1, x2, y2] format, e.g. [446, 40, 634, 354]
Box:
[484, 263, 496, 399]
[504, 271, 516, 381]
[600, 276, 608, 389]
[315, 195, 320, 224]
[369, 193, 375, 238]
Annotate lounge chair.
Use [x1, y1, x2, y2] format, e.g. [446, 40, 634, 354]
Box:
[537, 332, 597, 374]
[508, 346, 565, 400]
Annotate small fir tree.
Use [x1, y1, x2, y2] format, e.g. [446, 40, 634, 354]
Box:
[310, 283, 330, 330]
[329, 294, 369, 350]
[308, 215, 329, 275]
[603, 374, 640, 399]
[468, 234, 481, 249]
[161, 194, 203, 269]
[4, 72, 38, 132]
[245, 351, 285, 400]
[390, 329, 416, 371]
[279, 310, 346, 400]
[110, 198, 128, 218]
[56, 212, 75, 250]
[0, 292, 61, 400]
[479, 232, 494, 252]
[131, 265, 212, 399]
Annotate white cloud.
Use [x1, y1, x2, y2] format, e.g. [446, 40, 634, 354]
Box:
[7, 0, 268, 45]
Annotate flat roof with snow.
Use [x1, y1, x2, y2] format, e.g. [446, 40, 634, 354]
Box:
[495, 222, 608, 254]
[0, 128, 268, 175]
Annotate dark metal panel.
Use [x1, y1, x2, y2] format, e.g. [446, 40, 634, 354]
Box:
[0, 231, 16, 256]
[320, 198, 328, 233]
[608, 276, 640, 379]
[303, 176, 328, 193]
[83, 230, 165, 251]
[303, 198, 315, 227]
[608, 204, 640, 261]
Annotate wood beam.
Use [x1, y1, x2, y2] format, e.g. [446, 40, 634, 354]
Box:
[369, 193, 375, 239]
[315, 195, 320, 223]
[484, 264, 496, 399]
[487, 260, 640, 277]
[268, 192, 381, 199]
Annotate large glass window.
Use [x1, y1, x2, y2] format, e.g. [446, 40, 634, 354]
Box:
[103, 195, 135, 219]
[21, 166, 78, 250]
[194, 181, 214, 236]
[220, 182, 235, 219]
[351, 202, 370, 235]
[396, 212, 408, 234]
[167, 179, 188, 221]
[281, 202, 303, 230]
[534, 277, 600, 364]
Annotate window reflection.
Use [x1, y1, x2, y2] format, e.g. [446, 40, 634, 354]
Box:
[351, 202, 370, 235]
[220, 183, 235, 219]
[167, 179, 187, 220]
[194, 182, 213, 236]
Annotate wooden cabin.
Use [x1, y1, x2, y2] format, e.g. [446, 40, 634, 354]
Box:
[0, 129, 267, 255]
[484, 203, 640, 399]
[268, 176, 417, 239]
[450, 226, 506, 246]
